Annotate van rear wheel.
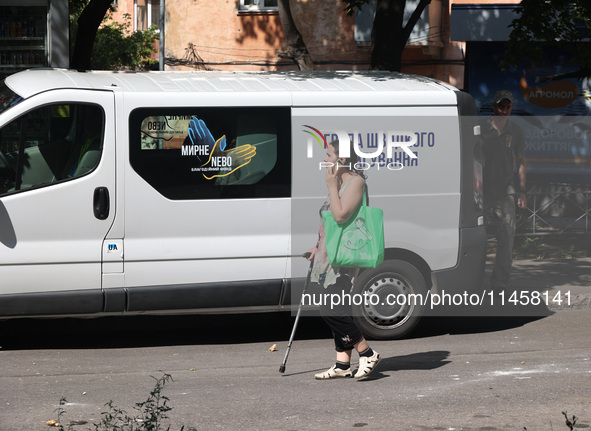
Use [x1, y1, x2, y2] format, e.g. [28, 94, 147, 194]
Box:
[352, 259, 427, 340]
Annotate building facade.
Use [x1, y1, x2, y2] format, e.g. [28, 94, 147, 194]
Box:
[108, 0, 469, 89]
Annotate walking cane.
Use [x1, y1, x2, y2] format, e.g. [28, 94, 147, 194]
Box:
[279, 252, 313, 373]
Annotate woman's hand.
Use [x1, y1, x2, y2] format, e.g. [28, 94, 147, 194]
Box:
[325, 163, 339, 192]
[305, 247, 317, 261]
[517, 192, 527, 209]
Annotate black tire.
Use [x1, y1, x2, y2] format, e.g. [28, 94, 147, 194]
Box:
[352, 259, 427, 340]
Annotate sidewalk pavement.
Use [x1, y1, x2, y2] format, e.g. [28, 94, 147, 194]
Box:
[498, 256, 591, 311]
[483, 233, 591, 311]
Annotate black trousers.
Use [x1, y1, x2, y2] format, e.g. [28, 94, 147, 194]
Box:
[319, 274, 364, 352]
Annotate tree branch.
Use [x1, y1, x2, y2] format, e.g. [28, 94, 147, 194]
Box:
[401, 0, 431, 49]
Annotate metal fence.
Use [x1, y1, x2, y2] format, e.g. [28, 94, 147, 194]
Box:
[517, 184, 591, 235]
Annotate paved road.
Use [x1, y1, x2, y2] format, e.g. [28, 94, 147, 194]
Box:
[1, 313, 590, 430]
[1, 257, 590, 431]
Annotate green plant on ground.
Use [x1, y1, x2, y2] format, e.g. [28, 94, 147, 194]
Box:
[52, 373, 196, 431]
[535, 252, 546, 261]
[559, 244, 579, 259]
[53, 397, 73, 431]
[519, 235, 540, 252]
[523, 411, 578, 430]
[563, 411, 577, 430]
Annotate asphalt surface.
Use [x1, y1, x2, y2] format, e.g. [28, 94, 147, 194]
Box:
[0, 256, 590, 431]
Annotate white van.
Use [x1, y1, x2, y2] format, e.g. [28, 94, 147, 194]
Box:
[0, 69, 485, 339]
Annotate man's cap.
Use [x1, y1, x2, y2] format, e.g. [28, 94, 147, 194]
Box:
[493, 90, 514, 105]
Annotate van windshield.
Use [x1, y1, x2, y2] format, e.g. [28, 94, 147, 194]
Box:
[0, 81, 23, 115]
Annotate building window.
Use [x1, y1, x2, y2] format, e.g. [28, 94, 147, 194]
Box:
[239, 0, 278, 12]
[135, 0, 160, 31]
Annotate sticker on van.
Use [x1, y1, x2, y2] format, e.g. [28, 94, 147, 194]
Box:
[140, 115, 258, 182]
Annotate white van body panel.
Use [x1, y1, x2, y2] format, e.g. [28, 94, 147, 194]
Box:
[291, 106, 461, 271]
[117, 90, 291, 290]
[6, 69, 457, 105]
[0, 69, 486, 332]
[122, 173, 291, 288]
[0, 89, 116, 295]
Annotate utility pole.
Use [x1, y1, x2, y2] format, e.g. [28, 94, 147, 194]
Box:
[159, 0, 165, 70]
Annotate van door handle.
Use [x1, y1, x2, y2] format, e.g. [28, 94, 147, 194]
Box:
[93, 187, 110, 220]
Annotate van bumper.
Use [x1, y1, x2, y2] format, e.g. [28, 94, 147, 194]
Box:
[431, 225, 487, 297]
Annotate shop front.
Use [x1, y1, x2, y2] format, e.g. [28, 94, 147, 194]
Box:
[452, 3, 591, 187]
[0, 0, 68, 79]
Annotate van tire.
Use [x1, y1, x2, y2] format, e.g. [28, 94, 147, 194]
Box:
[352, 259, 427, 340]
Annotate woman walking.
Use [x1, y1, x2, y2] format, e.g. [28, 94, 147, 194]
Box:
[307, 139, 380, 379]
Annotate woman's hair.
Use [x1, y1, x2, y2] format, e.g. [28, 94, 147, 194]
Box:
[329, 138, 367, 179]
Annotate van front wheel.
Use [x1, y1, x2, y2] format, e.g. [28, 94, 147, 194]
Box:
[352, 259, 427, 340]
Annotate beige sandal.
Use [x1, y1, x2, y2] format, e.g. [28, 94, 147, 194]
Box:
[314, 365, 353, 379]
[354, 351, 381, 378]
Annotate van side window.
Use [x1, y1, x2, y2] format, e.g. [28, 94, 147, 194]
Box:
[0, 103, 104, 195]
[129, 107, 291, 199]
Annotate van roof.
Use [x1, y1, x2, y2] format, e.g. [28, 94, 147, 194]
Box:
[5, 68, 460, 106]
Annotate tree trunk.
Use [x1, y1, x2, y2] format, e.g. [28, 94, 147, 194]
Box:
[277, 0, 314, 70]
[71, 0, 113, 70]
[370, 0, 431, 72]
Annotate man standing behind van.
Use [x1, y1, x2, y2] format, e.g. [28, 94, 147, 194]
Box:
[481, 90, 527, 290]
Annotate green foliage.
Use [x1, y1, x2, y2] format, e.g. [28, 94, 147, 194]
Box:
[54, 397, 73, 431]
[69, 0, 117, 65]
[92, 13, 159, 70]
[53, 373, 196, 431]
[69, 0, 89, 18]
[69, 2, 159, 71]
[519, 235, 540, 251]
[563, 411, 578, 431]
[559, 244, 581, 259]
[503, 0, 591, 72]
[522, 411, 578, 430]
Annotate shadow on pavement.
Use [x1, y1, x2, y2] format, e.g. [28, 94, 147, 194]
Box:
[0, 311, 550, 351]
[411, 315, 546, 339]
[3, 256, 588, 351]
[0, 313, 330, 350]
[358, 350, 452, 382]
[511, 257, 591, 290]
